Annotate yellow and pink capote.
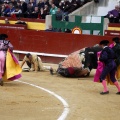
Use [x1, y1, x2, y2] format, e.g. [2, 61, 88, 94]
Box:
[2, 49, 22, 82]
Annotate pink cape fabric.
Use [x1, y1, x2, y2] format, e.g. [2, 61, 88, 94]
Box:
[109, 43, 114, 48]
[94, 61, 105, 82]
[60, 48, 85, 68]
[94, 51, 104, 82]
[94, 44, 115, 85]
[0, 51, 5, 77]
[94, 43, 115, 82]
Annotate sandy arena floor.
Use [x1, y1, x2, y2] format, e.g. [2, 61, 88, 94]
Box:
[0, 63, 120, 120]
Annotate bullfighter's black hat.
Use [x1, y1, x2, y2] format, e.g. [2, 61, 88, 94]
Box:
[99, 40, 109, 46]
[26, 53, 31, 58]
[112, 37, 120, 43]
[0, 34, 8, 40]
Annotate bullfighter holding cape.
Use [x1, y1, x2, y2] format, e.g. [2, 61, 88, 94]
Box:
[0, 34, 22, 86]
[94, 39, 120, 95]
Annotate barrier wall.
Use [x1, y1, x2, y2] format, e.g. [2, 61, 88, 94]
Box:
[52, 15, 104, 35]
[0, 17, 45, 30]
[0, 26, 114, 63]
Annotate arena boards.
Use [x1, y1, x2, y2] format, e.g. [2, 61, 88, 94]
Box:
[0, 17, 117, 64]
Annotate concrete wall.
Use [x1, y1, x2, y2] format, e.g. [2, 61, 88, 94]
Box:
[45, 15, 52, 29]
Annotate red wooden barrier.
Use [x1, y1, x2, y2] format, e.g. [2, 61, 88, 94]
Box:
[0, 26, 114, 63]
[104, 30, 120, 36]
[108, 23, 120, 27]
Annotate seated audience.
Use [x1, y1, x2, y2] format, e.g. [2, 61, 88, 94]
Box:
[11, 6, 22, 18]
[20, 0, 27, 16]
[49, 3, 57, 15]
[4, 18, 10, 24]
[3, 0, 9, 10]
[4, 3, 15, 17]
[31, 6, 40, 18]
[0, 4, 6, 16]
[65, 0, 82, 13]
[60, 0, 71, 13]
[11, 0, 17, 7]
[25, 2, 34, 18]
[40, 5, 49, 19]
[53, 0, 61, 7]
[106, 5, 120, 23]
[55, 7, 63, 21]
[45, 25, 56, 32]
[43, 0, 50, 7]
[37, 0, 44, 10]
[29, 0, 36, 7]
[0, 0, 93, 19]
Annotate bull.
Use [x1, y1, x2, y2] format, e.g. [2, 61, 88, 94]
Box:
[50, 44, 103, 77]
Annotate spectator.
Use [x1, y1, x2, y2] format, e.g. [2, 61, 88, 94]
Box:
[11, 6, 22, 18]
[43, 0, 50, 7]
[31, 6, 40, 18]
[56, 7, 63, 21]
[4, 18, 10, 24]
[67, 0, 82, 13]
[45, 25, 56, 32]
[65, 28, 72, 33]
[37, 0, 44, 10]
[0, 4, 6, 16]
[62, 0, 71, 13]
[20, 0, 27, 15]
[10, 0, 17, 7]
[49, 0, 53, 7]
[0, 0, 3, 4]
[25, 2, 34, 18]
[53, 0, 61, 7]
[40, 5, 49, 19]
[106, 5, 120, 23]
[29, 0, 36, 7]
[49, 3, 57, 15]
[3, 0, 9, 10]
[58, 1, 65, 11]
[4, 3, 15, 17]
[17, 1, 22, 9]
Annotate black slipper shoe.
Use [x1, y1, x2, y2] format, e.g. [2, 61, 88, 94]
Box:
[0, 80, 3, 86]
[116, 92, 120, 95]
[50, 68, 54, 75]
[100, 91, 109, 95]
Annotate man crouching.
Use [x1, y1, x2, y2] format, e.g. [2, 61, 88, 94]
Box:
[20, 53, 45, 72]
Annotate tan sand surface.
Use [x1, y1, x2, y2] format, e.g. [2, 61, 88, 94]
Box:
[0, 63, 120, 120]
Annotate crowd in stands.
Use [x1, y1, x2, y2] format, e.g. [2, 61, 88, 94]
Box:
[0, 0, 93, 19]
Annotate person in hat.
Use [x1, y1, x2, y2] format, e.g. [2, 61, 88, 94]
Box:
[0, 34, 13, 86]
[109, 37, 120, 64]
[110, 37, 120, 79]
[98, 40, 120, 95]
